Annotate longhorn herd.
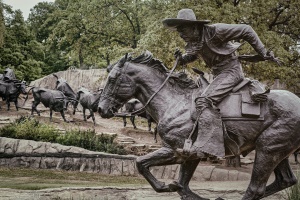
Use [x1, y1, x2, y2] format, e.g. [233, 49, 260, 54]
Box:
[3, 69, 151, 132]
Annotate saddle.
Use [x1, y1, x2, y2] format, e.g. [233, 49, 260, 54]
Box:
[192, 78, 269, 121]
[218, 78, 269, 121]
[191, 78, 269, 157]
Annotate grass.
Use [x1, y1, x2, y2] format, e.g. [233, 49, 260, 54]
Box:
[0, 167, 147, 190]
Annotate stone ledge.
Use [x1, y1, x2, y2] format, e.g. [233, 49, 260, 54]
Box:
[0, 137, 251, 181]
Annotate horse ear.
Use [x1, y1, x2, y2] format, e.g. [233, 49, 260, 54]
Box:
[119, 53, 128, 68]
[107, 64, 113, 72]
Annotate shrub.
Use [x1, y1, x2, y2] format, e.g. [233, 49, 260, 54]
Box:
[0, 116, 127, 155]
[56, 130, 127, 155]
[0, 116, 59, 142]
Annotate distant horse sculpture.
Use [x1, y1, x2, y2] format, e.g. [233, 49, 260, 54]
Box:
[98, 51, 300, 200]
[120, 98, 157, 142]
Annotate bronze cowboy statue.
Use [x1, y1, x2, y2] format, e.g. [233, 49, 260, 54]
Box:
[98, 8, 300, 200]
[162, 8, 281, 159]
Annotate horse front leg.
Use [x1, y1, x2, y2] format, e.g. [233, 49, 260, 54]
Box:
[176, 159, 209, 200]
[136, 147, 183, 192]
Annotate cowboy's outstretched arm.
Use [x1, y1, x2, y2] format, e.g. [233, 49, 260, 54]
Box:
[214, 23, 268, 57]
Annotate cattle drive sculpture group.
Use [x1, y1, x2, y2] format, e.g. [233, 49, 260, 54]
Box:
[2, 9, 300, 200]
[1, 67, 147, 128]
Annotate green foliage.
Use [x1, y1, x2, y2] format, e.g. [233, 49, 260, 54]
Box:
[0, 5, 44, 81]
[56, 129, 126, 155]
[1, 0, 299, 91]
[0, 116, 126, 155]
[0, 116, 59, 142]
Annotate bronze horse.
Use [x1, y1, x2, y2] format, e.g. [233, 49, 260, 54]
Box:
[98, 51, 300, 200]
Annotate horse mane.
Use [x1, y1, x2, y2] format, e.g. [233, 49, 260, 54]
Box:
[129, 50, 198, 90]
[130, 50, 169, 73]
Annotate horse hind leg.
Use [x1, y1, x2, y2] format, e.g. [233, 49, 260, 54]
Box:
[243, 121, 299, 200]
[262, 158, 297, 199]
[242, 150, 277, 200]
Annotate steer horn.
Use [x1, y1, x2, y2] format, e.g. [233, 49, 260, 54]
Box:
[53, 74, 58, 79]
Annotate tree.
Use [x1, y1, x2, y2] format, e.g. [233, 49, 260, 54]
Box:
[0, 4, 44, 81]
[0, 0, 5, 47]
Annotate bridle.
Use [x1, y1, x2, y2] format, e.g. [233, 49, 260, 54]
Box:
[100, 61, 135, 114]
[100, 56, 180, 116]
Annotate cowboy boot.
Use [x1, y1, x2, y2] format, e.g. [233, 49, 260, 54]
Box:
[189, 107, 225, 158]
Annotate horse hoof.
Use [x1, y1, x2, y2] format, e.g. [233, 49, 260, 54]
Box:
[181, 194, 209, 200]
[168, 181, 183, 192]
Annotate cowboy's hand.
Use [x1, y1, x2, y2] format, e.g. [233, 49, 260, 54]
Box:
[264, 50, 283, 66]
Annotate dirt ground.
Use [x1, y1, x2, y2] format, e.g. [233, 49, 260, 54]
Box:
[1, 96, 165, 159]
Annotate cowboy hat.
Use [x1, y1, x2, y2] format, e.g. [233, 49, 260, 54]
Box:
[162, 9, 210, 30]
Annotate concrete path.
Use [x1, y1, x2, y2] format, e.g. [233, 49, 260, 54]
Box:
[0, 181, 286, 200]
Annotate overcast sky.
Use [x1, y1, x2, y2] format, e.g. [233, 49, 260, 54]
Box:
[2, 0, 55, 20]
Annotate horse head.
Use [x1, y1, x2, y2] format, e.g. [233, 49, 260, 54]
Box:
[98, 53, 137, 118]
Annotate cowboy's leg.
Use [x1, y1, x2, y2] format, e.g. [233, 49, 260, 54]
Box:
[186, 64, 244, 158]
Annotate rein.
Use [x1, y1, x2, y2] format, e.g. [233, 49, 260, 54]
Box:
[130, 56, 180, 116]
